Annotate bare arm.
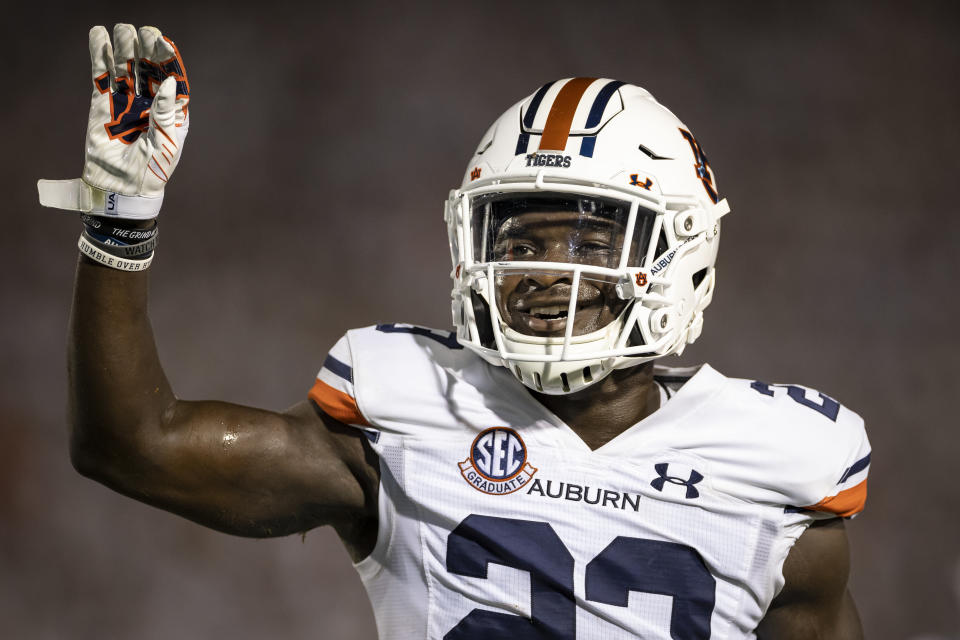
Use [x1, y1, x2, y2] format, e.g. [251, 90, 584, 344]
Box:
[756, 518, 863, 639]
[68, 256, 379, 559]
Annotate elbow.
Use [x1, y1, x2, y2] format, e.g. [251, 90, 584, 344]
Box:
[68, 418, 139, 482]
[68, 414, 167, 488]
[68, 427, 105, 479]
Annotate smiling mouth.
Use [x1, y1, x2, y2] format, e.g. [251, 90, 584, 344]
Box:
[528, 305, 568, 320]
[500, 277, 618, 337]
[516, 309, 568, 334]
[511, 301, 600, 335]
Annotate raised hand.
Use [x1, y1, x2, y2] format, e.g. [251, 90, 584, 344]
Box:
[38, 24, 190, 220]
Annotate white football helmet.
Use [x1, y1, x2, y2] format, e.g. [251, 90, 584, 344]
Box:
[445, 78, 731, 395]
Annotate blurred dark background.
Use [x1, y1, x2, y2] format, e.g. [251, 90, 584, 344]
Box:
[3, 1, 958, 638]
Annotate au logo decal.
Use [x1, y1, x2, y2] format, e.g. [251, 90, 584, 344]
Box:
[678, 128, 719, 204]
[460, 427, 537, 495]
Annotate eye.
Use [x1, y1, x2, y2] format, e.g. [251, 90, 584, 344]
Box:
[492, 239, 539, 261]
[575, 242, 613, 255]
[569, 239, 617, 267]
[509, 242, 539, 259]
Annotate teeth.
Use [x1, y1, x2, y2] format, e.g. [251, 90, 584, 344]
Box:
[530, 305, 565, 317]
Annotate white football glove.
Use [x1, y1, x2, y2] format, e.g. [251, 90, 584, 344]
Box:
[38, 24, 190, 220]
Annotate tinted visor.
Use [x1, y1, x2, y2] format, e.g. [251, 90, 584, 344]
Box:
[471, 192, 655, 269]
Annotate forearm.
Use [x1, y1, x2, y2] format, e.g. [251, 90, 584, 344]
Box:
[67, 253, 175, 470]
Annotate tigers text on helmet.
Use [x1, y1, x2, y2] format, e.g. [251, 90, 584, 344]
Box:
[445, 78, 731, 395]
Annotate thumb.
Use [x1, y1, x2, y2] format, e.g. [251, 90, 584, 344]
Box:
[151, 77, 177, 130]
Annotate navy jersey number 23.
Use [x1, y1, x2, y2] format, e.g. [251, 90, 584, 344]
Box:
[444, 514, 716, 639]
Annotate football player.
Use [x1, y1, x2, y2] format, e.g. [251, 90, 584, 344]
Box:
[41, 25, 870, 639]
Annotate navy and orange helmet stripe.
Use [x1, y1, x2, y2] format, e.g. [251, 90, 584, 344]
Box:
[515, 78, 628, 157]
[523, 81, 556, 129]
[579, 79, 625, 157]
[515, 81, 554, 155]
[537, 77, 596, 151]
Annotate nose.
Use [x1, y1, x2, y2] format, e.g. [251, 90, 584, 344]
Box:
[518, 241, 577, 290]
[520, 270, 572, 291]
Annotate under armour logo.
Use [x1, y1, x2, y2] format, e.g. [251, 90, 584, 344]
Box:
[650, 463, 703, 499]
[470, 167, 482, 181]
[629, 174, 652, 190]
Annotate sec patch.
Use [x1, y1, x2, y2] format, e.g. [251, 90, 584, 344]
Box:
[459, 427, 537, 495]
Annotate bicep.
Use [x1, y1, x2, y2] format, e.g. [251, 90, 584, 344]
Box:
[99, 398, 376, 538]
[756, 518, 863, 639]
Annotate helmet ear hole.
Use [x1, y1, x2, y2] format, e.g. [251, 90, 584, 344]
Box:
[650, 228, 668, 265]
[692, 268, 708, 289]
[628, 322, 646, 348]
[470, 291, 496, 348]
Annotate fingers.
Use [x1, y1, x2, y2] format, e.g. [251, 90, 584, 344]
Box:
[137, 26, 165, 97]
[148, 77, 179, 185]
[138, 25, 189, 123]
[138, 25, 163, 58]
[146, 28, 181, 73]
[111, 23, 139, 94]
[151, 76, 177, 131]
[86, 23, 189, 128]
[87, 26, 113, 94]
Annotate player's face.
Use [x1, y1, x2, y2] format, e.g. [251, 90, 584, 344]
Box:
[491, 211, 627, 337]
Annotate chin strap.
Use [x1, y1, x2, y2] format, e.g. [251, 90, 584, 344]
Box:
[704, 198, 730, 239]
[714, 198, 731, 218]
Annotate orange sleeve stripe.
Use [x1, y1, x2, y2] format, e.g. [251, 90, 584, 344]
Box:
[538, 77, 596, 152]
[308, 379, 369, 426]
[805, 479, 868, 518]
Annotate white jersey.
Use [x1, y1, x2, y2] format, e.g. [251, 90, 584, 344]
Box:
[309, 324, 871, 640]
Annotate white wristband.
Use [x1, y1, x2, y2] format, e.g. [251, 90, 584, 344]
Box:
[78, 234, 154, 271]
[39, 179, 163, 220]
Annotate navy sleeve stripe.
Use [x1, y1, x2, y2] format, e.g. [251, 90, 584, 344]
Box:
[375, 323, 463, 349]
[323, 354, 353, 383]
[783, 506, 815, 514]
[838, 452, 871, 485]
